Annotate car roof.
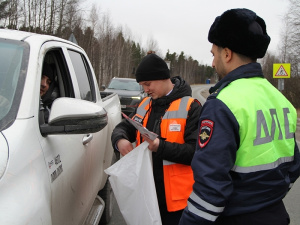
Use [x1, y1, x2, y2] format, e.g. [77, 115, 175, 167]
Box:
[0, 29, 80, 49]
[0, 29, 37, 40]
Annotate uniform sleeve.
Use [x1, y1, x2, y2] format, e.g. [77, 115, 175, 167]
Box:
[159, 100, 202, 165]
[180, 98, 240, 225]
[288, 138, 300, 187]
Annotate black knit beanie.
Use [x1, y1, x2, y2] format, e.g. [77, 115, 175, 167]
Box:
[208, 8, 271, 58]
[135, 54, 170, 83]
[42, 63, 55, 82]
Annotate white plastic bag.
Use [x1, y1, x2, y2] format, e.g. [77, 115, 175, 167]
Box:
[105, 142, 162, 225]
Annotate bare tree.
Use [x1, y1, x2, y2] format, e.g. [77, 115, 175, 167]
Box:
[278, 0, 300, 77]
[88, 3, 99, 35]
[63, 0, 80, 32]
[56, 0, 67, 35]
[5, 0, 20, 29]
[145, 36, 161, 56]
[97, 12, 115, 86]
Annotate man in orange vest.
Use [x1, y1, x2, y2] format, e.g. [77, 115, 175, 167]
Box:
[111, 53, 202, 225]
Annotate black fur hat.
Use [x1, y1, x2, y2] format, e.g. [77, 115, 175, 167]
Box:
[135, 54, 170, 83]
[208, 8, 271, 58]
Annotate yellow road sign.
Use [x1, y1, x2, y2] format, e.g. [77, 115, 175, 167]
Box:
[273, 63, 290, 78]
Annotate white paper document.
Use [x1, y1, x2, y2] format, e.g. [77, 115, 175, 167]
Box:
[122, 112, 158, 141]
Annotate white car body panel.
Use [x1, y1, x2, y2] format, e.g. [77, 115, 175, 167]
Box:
[0, 29, 121, 225]
[1, 118, 52, 224]
[0, 133, 8, 177]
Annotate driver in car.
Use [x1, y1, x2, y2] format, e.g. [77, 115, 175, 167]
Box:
[40, 63, 59, 123]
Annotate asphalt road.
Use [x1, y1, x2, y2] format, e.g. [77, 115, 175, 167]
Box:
[108, 84, 300, 225]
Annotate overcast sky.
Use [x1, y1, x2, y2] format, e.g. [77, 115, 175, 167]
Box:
[82, 0, 289, 65]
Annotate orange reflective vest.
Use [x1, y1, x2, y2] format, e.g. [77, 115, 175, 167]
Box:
[133, 96, 195, 212]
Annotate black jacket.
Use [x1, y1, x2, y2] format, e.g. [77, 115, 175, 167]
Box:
[111, 76, 202, 217]
[41, 82, 59, 123]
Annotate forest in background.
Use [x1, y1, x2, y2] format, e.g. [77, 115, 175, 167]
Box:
[0, 0, 299, 108]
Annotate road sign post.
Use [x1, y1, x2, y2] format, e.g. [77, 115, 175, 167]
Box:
[278, 79, 284, 91]
[273, 63, 290, 92]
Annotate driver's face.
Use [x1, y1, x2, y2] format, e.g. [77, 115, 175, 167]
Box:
[40, 75, 51, 96]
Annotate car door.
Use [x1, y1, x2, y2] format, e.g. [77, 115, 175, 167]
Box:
[37, 41, 102, 225]
[65, 48, 111, 215]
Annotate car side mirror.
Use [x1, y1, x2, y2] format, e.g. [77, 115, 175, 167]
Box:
[40, 97, 107, 136]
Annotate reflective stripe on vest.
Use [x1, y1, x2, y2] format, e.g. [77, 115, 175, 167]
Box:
[133, 96, 195, 212]
[217, 77, 297, 173]
[133, 97, 151, 145]
[135, 97, 151, 121]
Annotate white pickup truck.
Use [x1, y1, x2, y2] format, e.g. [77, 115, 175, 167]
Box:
[0, 29, 122, 225]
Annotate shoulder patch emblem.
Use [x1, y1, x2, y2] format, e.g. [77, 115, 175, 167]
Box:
[198, 120, 214, 148]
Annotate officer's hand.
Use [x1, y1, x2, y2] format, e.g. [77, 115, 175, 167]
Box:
[142, 135, 159, 152]
[117, 139, 134, 156]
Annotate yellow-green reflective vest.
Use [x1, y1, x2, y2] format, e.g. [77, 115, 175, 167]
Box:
[217, 77, 297, 173]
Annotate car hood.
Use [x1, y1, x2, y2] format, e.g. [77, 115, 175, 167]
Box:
[104, 88, 142, 97]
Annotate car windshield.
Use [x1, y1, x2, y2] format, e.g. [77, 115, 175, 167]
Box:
[0, 38, 28, 131]
[107, 79, 141, 91]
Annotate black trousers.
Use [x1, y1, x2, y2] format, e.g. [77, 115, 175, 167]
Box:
[161, 209, 184, 225]
[215, 200, 290, 225]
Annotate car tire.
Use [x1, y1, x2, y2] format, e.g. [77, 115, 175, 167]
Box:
[98, 153, 117, 224]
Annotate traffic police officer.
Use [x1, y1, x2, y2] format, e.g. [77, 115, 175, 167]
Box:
[179, 8, 300, 225]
